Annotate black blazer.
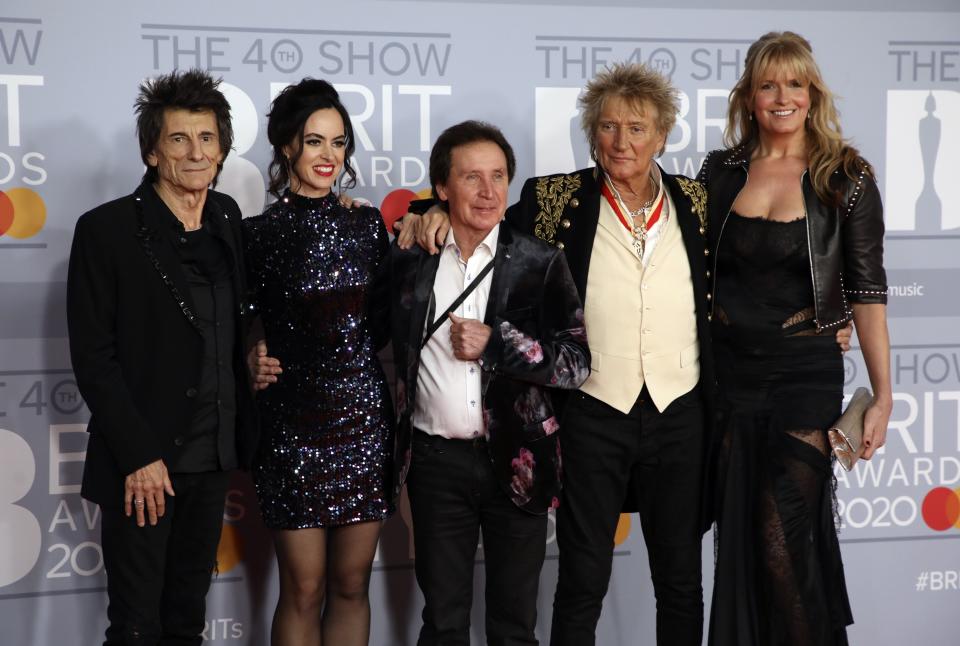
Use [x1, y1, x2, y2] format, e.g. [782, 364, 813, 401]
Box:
[507, 166, 718, 528]
[67, 182, 258, 507]
[378, 221, 590, 515]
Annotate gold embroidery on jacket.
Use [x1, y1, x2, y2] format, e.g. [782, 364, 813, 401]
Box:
[534, 174, 581, 243]
[675, 177, 708, 231]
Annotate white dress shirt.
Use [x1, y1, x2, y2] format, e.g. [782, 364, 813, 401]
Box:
[412, 224, 499, 439]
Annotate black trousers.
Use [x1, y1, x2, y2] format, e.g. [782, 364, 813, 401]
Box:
[407, 430, 548, 646]
[550, 387, 705, 646]
[100, 470, 230, 646]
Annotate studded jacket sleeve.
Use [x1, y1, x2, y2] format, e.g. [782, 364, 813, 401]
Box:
[841, 168, 887, 305]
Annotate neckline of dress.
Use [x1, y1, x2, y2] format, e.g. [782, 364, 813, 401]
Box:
[730, 210, 805, 224]
[281, 190, 338, 210]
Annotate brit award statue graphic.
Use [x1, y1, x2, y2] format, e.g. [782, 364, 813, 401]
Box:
[915, 91, 942, 233]
[570, 104, 592, 170]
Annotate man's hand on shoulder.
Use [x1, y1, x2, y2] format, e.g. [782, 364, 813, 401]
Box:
[836, 321, 853, 352]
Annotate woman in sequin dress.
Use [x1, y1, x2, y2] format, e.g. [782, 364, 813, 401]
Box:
[697, 33, 892, 646]
[243, 79, 393, 646]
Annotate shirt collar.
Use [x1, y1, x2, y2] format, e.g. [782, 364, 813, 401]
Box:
[144, 181, 213, 233]
[442, 222, 500, 261]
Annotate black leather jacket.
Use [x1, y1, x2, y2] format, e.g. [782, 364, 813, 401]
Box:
[698, 146, 887, 332]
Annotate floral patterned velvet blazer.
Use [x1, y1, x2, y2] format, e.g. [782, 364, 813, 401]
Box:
[376, 221, 590, 515]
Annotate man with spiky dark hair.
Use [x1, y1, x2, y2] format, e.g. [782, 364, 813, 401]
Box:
[67, 69, 258, 645]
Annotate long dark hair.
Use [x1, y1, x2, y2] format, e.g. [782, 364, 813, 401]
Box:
[266, 78, 357, 199]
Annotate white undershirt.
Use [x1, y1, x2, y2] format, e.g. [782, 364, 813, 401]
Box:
[412, 224, 499, 439]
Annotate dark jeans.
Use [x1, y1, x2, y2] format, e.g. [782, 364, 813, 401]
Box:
[550, 387, 705, 646]
[407, 430, 547, 646]
[100, 470, 230, 646]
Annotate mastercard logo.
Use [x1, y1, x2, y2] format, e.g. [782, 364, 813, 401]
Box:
[380, 187, 433, 233]
[921, 487, 960, 531]
[0, 187, 46, 239]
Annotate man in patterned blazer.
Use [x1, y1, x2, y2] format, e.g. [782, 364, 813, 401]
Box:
[403, 64, 715, 646]
[378, 120, 590, 645]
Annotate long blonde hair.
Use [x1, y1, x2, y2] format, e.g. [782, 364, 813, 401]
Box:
[724, 31, 872, 205]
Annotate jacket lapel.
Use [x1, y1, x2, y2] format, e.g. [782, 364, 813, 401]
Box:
[661, 169, 709, 317]
[406, 250, 441, 396]
[483, 222, 512, 328]
[203, 193, 240, 278]
[480, 223, 513, 395]
[561, 170, 601, 302]
[203, 192, 246, 312]
[133, 183, 201, 332]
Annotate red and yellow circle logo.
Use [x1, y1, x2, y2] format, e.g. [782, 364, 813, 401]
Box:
[0, 187, 46, 239]
[921, 487, 960, 531]
[380, 187, 433, 233]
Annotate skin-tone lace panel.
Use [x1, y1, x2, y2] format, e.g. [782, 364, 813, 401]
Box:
[782, 307, 820, 336]
[759, 428, 832, 646]
[758, 484, 812, 644]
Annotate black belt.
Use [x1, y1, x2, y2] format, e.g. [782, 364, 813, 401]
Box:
[413, 428, 487, 448]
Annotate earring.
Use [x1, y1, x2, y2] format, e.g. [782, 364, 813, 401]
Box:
[748, 113, 754, 121]
[807, 112, 813, 120]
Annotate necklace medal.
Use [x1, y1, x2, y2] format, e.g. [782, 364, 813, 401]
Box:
[601, 180, 665, 259]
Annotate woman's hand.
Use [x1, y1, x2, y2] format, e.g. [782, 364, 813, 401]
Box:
[851, 302, 892, 460]
[247, 338, 282, 391]
[337, 193, 372, 209]
[861, 397, 891, 460]
[394, 212, 422, 249]
[414, 205, 451, 254]
[394, 205, 451, 251]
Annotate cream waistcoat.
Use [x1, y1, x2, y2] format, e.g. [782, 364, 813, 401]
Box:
[580, 187, 700, 413]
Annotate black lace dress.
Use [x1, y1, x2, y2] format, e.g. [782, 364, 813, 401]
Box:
[709, 213, 853, 646]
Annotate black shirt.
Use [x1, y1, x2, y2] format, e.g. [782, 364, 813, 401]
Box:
[148, 186, 239, 472]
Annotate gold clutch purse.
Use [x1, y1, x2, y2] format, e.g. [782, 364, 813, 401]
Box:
[827, 387, 874, 471]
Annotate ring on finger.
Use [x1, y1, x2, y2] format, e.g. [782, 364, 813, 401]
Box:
[134, 499, 145, 508]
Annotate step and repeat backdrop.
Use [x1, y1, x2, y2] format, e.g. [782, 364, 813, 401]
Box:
[1, 0, 958, 644]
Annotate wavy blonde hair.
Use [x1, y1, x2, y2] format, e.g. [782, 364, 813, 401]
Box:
[580, 62, 679, 159]
[725, 31, 872, 205]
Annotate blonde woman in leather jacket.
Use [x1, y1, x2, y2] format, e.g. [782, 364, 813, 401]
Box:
[697, 31, 892, 646]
